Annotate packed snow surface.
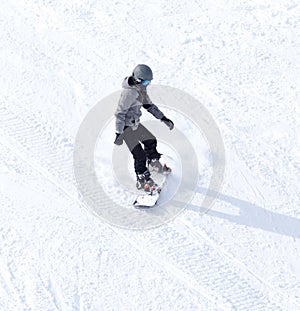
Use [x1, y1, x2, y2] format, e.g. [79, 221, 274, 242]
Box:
[0, 0, 300, 310]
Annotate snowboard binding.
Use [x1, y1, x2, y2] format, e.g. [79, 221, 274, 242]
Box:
[147, 158, 172, 174]
[136, 169, 158, 193]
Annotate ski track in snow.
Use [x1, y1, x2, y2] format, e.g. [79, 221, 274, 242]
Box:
[1, 0, 300, 310]
[0, 133, 298, 309]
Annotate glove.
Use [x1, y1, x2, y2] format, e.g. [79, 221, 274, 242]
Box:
[161, 116, 174, 130]
[114, 133, 123, 145]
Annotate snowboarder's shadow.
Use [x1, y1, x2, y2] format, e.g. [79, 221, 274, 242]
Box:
[186, 186, 300, 239]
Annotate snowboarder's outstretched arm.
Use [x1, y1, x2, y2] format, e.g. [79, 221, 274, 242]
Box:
[143, 94, 174, 130]
[142, 93, 164, 120]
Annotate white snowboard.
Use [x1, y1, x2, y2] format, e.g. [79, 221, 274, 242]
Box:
[133, 173, 168, 208]
[133, 191, 160, 208]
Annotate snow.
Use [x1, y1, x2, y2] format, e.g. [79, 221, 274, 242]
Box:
[0, 0, 300, 310]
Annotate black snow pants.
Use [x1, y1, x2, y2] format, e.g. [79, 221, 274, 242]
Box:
[123, 124, 161, 175]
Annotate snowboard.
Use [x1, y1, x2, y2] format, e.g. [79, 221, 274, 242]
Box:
[133, 171, 168, 209]
[132, 191, 160, 209]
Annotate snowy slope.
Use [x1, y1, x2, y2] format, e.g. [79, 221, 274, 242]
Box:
[0, 0, 300, 310]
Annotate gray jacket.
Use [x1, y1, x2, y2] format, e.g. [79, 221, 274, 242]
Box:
[115, 77, 165, 134]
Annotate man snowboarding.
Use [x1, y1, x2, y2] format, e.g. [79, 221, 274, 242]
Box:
[114, 64, 174, 193]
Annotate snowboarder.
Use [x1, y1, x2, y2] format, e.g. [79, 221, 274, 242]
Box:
[114, 64, 174, 192]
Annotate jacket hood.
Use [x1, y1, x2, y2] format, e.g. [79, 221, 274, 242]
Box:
[122, 76, 134, 89]
[122, 76, 147, 91]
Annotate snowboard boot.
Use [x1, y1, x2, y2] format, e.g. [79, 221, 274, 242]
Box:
[136, 169, 156, 192]
[148, 158, 172, 174]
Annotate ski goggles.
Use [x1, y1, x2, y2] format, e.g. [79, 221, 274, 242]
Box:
[141, 79, 151, 86]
